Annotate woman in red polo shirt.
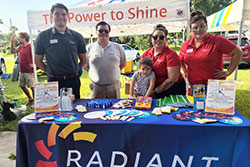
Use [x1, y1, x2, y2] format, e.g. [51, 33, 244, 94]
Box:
[179, 10, 242, 89]
[141, 24, 186, 98]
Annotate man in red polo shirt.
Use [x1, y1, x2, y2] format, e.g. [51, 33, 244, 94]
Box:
[11, 32, 34, 106]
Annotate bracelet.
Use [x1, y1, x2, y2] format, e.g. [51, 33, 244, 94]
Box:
[225, 71, 230, 76]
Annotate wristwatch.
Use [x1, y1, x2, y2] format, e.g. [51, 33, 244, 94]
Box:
[225, 71, 230, 76]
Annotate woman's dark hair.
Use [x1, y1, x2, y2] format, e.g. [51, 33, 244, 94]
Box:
[139, 57, 153, 68]
[96, 21, 111, 32]
[18, 32, 30, 42]
[51, 3, 69, 14]
[190, 10, 207, 27]
[152, 24, 168, 36]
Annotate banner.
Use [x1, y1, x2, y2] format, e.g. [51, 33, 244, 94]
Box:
[27, 0, 189, 31]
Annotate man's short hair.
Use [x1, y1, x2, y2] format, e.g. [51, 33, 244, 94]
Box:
[51, 3, 68, 14]
[96, 21, 111, 32]
[18, 32, 30, 42]
[139, 57, 153, 67]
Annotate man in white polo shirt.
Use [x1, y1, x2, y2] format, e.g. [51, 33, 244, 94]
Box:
[85, 21, 126, 99]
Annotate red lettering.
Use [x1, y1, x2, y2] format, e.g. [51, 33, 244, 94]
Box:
[128, 8, 135, 19]
[150, 9, 158, 18]
[82, 13, 93, 22]
[101, 12, 106, 20]
[42, 14, 49, 24]
[68, 12, 74, 23]
[75, 14, 82, 22]
[159, 8, 167, 17]
[110, 10, 115, 20]
[50, 14, 53, 24]
[136, 7, 144, 19]
[94, 13, 101, 21]
[116, 11, 124, 20]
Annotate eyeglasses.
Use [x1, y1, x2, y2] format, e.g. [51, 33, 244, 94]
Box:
[152, 35, 165, 40]
[98, 29, 109, 34]
[191, 24, 206, 32]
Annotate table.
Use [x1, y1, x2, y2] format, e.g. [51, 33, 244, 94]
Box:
[16, 99, 250, 167]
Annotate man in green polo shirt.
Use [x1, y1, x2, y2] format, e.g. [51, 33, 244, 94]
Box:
[35, 3, 86, 99]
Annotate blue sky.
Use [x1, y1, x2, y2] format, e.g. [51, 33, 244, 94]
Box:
[0, 0, 84, 34]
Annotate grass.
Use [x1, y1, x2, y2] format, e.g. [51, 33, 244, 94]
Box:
[0, 51, 250, 131]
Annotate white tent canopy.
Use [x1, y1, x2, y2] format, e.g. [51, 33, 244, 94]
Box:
[27, 0, 190, 37]
[207, 0, 250, 32]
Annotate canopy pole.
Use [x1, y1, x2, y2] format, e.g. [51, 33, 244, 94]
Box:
[186, 0, 190, 40]
[29, 29, 38, 83]
[234, 21, 243, 81]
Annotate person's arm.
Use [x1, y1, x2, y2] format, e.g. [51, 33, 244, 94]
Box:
[130, 77, 136, 99]
[79, 53, 86, 68]
[120, 63, 126, 70]
[11, 35, 19, 53]
[35, 54, 46, 73]
[213, 46, 243, 78]
[155, 66, 180, 94]
[180, 62, 187, 77]
[145, 77, 155, 97]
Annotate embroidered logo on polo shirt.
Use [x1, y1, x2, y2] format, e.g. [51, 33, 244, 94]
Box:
[156, 59, 164, 62]
[187, 49, 193, 53]
[50, 39, 58, 44]
[69, 40, 76, 44]
[202, 49, 209, 52]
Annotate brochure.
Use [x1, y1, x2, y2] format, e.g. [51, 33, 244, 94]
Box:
[205, 80, 236, 115]
[35, 82, 59, 113]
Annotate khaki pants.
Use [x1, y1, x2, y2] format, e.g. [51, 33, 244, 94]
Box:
[90, 80, 121, 99]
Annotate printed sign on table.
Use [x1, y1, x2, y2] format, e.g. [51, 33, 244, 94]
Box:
[35, 82, 59, 113]
[205, 79, 236, 115]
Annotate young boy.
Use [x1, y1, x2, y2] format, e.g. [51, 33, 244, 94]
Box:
[130, 57, 155, 98]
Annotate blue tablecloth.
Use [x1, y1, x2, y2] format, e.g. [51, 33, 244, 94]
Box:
[16, 99, 250, 167]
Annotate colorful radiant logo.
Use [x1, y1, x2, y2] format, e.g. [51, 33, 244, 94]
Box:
[34, 122, 97, 166]
[176, 9, 184, 17]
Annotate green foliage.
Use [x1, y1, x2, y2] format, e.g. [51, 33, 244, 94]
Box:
[8, 153, 16, 160]
[118, 35, 151, 51]
[190, 0, 236, 16]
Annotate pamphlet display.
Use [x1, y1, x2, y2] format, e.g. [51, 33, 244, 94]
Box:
[35, 82, 59, 113]
[193, 85, 206, 111]
[59, 88, 73, 111]
[205, 80, 236, 115]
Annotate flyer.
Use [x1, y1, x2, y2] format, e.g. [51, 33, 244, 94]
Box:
[205, 79, 236, 115]
[35, 82, 59, 113]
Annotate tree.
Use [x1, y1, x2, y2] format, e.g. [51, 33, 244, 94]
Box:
[9, 26, 18, 32]
[190, 0, 236, 16]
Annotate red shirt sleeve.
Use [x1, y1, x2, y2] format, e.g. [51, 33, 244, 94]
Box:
[216, 35, 236, 54]
[166, 49, 181, 67]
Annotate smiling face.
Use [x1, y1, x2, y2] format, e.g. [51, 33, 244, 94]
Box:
[190, 19, 207, 41]
[139, 64, 152, 77]
[97, 24, 110, 44]
[151, 30, 167, 50]
[52, 8, 68, 29]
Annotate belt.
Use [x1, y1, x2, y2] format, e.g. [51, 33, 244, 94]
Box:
[48, 73, 78, 80]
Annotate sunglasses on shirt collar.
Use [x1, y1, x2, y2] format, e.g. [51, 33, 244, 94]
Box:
[191, 24, 206, 32]
[98, 29, 109, 34]
[152, 35, 165, 40]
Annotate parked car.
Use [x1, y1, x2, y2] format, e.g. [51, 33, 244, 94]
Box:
[120, 44, 140, 62]
[223, 36, 250, 66]
[0, 52, 6, 74]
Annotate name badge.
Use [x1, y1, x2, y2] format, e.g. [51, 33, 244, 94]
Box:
[50, 39, 58, 44]
[187, 49, 193, 53]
